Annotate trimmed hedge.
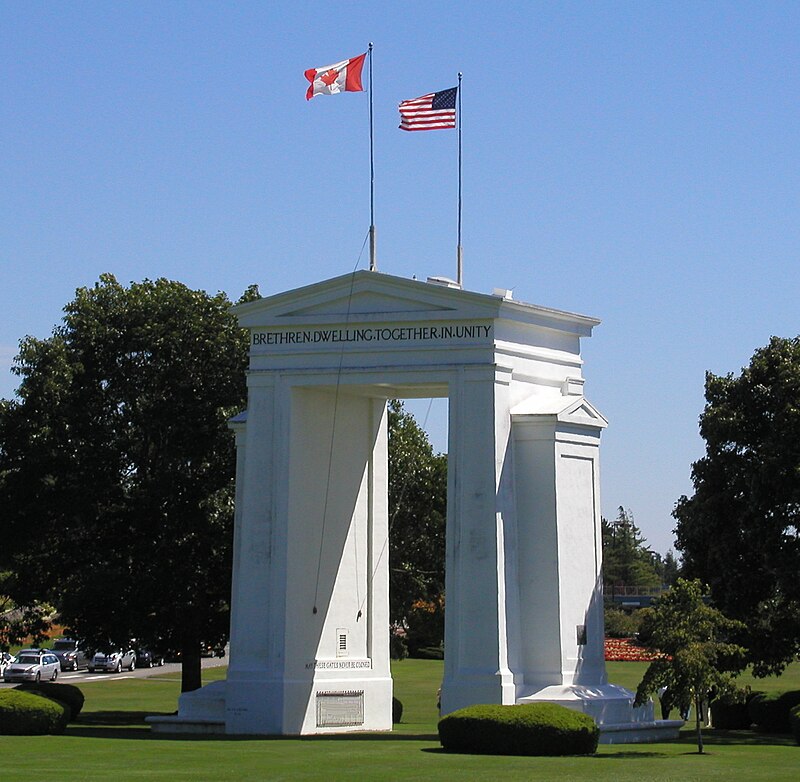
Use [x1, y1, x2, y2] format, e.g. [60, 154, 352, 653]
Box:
[0, 689, 69, 735]
[710, 691, 763, 730]
[16, 682, 85, 720]
[412, 646, 445, 660]
[392, 697, 403, 724]
[748, 690, 800, 733]
[790, 704, 800, 745]
[438, 703, 599, 756]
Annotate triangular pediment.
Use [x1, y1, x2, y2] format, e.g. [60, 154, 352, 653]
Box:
[562, 398, 607, 426]
[233, 271, 601, 339]
[280, 289, 456, 317]
[511, 395, 608, 428]
[234, 270, 502, 327]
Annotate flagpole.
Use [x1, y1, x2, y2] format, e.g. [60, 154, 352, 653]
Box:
[368, 42, 377, 271]
[456, 72, 463, 288]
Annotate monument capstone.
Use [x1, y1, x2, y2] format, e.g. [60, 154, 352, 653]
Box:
[149, 271, 681, 742]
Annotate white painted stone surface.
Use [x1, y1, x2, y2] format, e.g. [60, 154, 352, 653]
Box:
[151, 271, 665, 740]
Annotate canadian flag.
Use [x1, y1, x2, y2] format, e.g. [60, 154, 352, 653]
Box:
[305, 53, 366, 100]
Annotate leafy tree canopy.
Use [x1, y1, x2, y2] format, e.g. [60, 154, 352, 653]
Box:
[387, 400, 447, 652]
[673, 336, 800, 675]
[0, 275, 258, 689]
[634, 578, 747, 754]
[0, 585, 54, 651]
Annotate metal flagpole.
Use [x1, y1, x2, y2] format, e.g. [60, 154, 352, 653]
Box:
[456, 72, 463, 287]
[368, 43, 377, 271]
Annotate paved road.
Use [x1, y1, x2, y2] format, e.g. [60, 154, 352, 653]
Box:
[0, 655, 227, 688]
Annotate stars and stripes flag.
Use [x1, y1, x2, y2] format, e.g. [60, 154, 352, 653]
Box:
[398, 87, 458, 131]
[305, 53, 366, 100]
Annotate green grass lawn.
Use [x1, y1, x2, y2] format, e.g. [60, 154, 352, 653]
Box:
[1, 661, 797, 781]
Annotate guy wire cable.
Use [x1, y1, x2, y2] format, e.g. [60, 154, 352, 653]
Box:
[357, 395, 437, 621]
[312, 230, 370, 616]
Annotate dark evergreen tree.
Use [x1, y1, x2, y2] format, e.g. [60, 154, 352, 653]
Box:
[602, 507, 662, 589]
[657, 550, 681, 587]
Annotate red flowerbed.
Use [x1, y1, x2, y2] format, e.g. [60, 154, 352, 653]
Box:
[604, 637, 662, 662]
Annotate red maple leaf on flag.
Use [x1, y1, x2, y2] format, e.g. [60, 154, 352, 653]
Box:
[320, 68, 339, 87]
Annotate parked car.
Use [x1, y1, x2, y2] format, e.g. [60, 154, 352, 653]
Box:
[163, 641, 226, 661]
[201, 642, 226, 658]
[0, 651, 13, 676]
[87, 648, 136, 673]
[2, 648, 61, 683]
[136, 647, 165, 668]
[49, 638, 89, 672]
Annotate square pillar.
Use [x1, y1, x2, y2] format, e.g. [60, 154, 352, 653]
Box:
[225, 372, 288, 733]
[440, 364, 519, 714]
[512, 411, 606, 692]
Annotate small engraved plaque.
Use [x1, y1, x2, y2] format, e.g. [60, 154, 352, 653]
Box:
[316, 690, 365, 728]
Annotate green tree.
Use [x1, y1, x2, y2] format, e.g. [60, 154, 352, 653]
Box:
[602, 507, 662, 590]
[387, 400, 447, 653]
[0, 275, 257, 691]
[634, 578, 747, 754]
[673, 336, 800, 675]
[657, 550, 681, 588]
[0, 585, 53, 652]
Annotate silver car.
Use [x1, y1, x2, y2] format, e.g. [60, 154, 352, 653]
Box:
[2, 649, 61, 683]
[87, 648, 136, 673]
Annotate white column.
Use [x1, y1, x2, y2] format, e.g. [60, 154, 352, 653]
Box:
[511, 414, 606, 693]
[281, 389, 392, 734]
[440, 364, 518, 714]
[226, 372, 288, 734]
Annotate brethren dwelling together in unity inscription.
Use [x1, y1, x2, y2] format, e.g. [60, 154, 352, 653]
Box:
[149, 271, 678, 743]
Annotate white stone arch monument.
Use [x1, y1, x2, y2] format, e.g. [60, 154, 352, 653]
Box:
[151, 271, 676, 742]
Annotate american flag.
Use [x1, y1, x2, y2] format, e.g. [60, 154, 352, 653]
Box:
[398, 87, 458, 131]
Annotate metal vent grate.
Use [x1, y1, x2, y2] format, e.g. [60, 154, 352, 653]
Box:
[336, 627, 348, 657]
[316, 690, 364, 728]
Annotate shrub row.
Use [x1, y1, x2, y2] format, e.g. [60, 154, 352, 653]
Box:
[17, 682, 86, 720]
[748, 690, 800, 734]
[789, 704, 800, 745]
[438, 703, 598, 756]
[0, 682, 85, 735]
[710, 690, 763, 729]
[0, 689, 69, 735]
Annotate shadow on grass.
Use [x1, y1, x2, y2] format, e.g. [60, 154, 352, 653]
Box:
[68, 713, 796, 750]
[594, 751, 670, 759]
[422, 748, 670, 758]
[696, 729, 796, 747]
[76, 710, 158, 726]
[67, 713, 438, 743]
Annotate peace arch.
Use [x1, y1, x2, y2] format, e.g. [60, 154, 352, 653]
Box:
[150, 271, 677, 742]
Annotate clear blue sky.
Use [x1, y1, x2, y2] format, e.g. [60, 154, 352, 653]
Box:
[3, 2, 798, 557]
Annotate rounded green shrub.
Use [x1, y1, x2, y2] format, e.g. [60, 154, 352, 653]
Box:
[392, 696, 403, 724]
[748, 690, 800, 733]
[438, 702, 599, 756]
[604, 607, 642, 639]
[790, 704, 800, 745]
[0, 689, 69, 735]
[16, 682, 85, 720]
